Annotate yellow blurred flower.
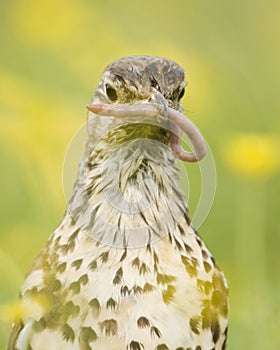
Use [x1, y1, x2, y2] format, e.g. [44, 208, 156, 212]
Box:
[9, 0, 90, 49]
[223, 134, 280, 179]
[0, 72, 81, 211]
[0, 295, 50, 323]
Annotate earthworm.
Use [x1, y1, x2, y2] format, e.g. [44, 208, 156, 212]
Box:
[86, 103, 207, 162]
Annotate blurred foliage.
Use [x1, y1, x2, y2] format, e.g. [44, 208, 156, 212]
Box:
[1, 0, 280, 348]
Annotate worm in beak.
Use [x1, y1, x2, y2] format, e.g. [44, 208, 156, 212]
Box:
[86, 103, 207, 162]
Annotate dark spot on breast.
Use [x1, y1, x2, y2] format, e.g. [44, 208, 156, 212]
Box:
[131, 257, 140, 268]
[189, 316, 200, 335]
[177, 224, 186, 236]
[204, 261, 212, 273]
[201, 299, 213, 329]
[99, 319, 118, 336]
[88, 259, 97, 270]
[202, 250, 208, 259]
[162, 285, 176, 304]
[32, 317, 46, 332]
[70, 217, 76, 226]
[61, 323, 75, 342]
[89, 298, 101, 317]
[197, 279, 212, 294]
[153, 251, 159, 264]
[57, 262, 67, 273]
[120, 249, 127, 261]
[143, 283, 155, 293]
[69, 281, 80, 294]
[49, 279, 61, 292]
[137, 316, 150, 328]
[181, 255, 197, 277]
[67, 241, 75, 253]
[139, 262, 150, 275]
[106, 297, 117, 309]
[150, 326, 162, 338]
[71, 259, 83, 270]
[191, 257, 199, 268]
[212, 273, 227, 293]
[80, 326, 97, 342]
[174, 238, 183, 251]
[59, 241, 75, 255]
[99, 251, 109, 263]
[211, 290, 224, 308]
[129, 341, 144, 350]
[146, 243, 152, 253]
[61, 301, 80, 318]
[156, 273, 176, 285]
[133, 285, 143, 295]
[156, 344, 169, 350]
[79, 274, 89, 285]
[121, 285, 130, 296]
[59, 244, 68, 255]
[44, 309, 60, 329]
[54, 235, 61, 246]
[113, 267, 123, 285]
[211, 320, 221, 343]
[40, 255, 50, 278]
[195, 347, 202, 350]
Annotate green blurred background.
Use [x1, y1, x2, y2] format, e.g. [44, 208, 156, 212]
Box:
[1, 0, 280, 348]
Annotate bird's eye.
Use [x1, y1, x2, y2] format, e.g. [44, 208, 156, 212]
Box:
[106, 84, 118, 102]
[150, 77, 161, 92]
[178, 88, 185, 100]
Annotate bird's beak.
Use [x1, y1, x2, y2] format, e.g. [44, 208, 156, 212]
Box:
[86, 96, 207, 162]
[149, 89, 169, 119]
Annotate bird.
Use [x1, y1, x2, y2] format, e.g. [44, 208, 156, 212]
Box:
[8, 56, 229, 350]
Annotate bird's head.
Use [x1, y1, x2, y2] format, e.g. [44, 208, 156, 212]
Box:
[87, 56, 206, 162]
[94, 55, 186, 109]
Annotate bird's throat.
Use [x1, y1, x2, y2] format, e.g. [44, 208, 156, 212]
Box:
[67, 131, 188, 248]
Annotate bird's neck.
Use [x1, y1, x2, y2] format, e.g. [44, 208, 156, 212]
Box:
[66, 125, 189, 248]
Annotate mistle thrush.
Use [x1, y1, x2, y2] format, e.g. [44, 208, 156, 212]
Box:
[8, 56, 229, 350]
